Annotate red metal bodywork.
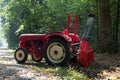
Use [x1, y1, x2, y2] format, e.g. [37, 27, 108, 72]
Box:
[18, 14, 94, 67]
[78, 40, 94, 67]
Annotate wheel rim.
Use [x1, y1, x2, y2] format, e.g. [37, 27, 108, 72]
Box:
[32, 54, 41, 61]
[16, 49, 25, 61]
[47, 42, 66, 63]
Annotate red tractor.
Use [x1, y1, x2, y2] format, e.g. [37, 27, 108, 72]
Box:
[14, 14, 94, 67]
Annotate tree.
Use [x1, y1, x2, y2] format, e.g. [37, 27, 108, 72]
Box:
[1, 0, 93, 49]
[2, 0, 119, 51]
[114, 0, 120, 43]
[98, 0, 116, 52]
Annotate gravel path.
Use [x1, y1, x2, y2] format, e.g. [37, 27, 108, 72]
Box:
[0, 48, 59, 80]
[1, 48, 120, 80]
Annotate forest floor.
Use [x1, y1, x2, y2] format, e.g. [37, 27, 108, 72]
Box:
[0, 48, 120, 80]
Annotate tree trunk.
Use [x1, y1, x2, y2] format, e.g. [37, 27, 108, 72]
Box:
[115, 0, 120, 42]
[98, 0, 114, 52]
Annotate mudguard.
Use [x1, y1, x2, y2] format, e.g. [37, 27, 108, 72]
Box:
[77, 40, 94, 67]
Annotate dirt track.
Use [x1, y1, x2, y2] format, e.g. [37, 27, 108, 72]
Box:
[0, 48, 58, 80]
[0, 48, 120, 80]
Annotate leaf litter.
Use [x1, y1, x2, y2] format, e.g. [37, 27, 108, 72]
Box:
[0, 49, 120, 80]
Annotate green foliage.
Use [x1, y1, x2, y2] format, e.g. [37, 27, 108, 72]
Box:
[2, 0, 119, 52]
[1, 0, 97, 48]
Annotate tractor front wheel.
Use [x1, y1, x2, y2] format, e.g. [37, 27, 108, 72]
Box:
[32, 54, 42, 62]
[44, 38, 70, 66]
[14, 48, 28, 64]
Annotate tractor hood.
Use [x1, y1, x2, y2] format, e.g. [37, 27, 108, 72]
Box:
[19, 34, 46, 41]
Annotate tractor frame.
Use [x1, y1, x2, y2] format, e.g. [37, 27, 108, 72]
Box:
[14, 14, 94, 67]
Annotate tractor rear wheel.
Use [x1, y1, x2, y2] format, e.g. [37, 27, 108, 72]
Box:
[44, 38, 70, 66]
[14, 48, 28, 64]
[32, 54, 42, 62]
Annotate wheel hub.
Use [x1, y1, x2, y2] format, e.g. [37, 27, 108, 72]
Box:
[54, 50, 58, 55]
[33, 54, 41, 59]
[18, 53, 22, 58]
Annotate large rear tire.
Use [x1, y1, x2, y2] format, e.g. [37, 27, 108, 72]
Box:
[44, 38, 70, 66]
[14, 48, 28, 64]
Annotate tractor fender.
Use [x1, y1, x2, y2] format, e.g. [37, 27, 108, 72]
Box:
[44, 32, 72, 43]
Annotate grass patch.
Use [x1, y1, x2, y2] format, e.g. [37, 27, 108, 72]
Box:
[55, 67, 87, 80]
[32, 64, 88, 80]
[27, 55, 89, 80]
[27, 56, 88, 79]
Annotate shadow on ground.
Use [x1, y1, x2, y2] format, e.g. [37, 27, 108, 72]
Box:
[0, 50, 31, 80]
[22, 53, 120, 79]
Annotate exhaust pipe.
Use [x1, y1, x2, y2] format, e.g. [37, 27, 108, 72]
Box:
[81, 14, 95, 40]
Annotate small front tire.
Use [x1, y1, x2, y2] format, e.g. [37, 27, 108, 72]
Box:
[14, 48, 28, 64]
